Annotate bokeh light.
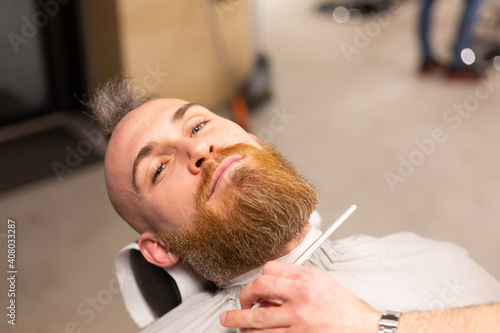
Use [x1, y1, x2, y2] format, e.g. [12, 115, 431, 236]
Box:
[332, 6, 349, 23]
[460, 48, 476, 65]
[348, 9, 362, 25]
[493, 56, 500, 71]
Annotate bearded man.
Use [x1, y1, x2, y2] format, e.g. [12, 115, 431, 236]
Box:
[91, 77, 500, 332]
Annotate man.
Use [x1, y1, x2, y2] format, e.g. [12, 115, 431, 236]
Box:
[92, 77, 500, 332]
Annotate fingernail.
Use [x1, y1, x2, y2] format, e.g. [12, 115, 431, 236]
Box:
[220, 311, 227, 324]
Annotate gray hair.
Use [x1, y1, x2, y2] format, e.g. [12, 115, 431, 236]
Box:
[86, 75, 153, 139]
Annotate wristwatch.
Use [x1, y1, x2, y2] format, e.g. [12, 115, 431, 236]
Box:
[379, 310, 402, 333]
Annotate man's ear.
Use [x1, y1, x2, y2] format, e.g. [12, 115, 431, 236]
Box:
[138, 231, 179, 268]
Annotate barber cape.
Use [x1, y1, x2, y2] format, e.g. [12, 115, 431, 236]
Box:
[126, 227, 500, 333]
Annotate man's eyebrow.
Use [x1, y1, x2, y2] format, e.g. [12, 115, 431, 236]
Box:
[132, 141, 157, 191]
[171, 102, 200, 123]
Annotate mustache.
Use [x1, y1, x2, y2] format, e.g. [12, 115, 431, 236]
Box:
[198, 143, 259, 199]
[203, 143, 257, 172]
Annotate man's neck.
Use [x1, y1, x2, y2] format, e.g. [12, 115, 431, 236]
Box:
[275, 223, 312, 259]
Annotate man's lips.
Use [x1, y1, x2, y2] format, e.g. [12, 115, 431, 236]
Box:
[208, 155, 243, 199]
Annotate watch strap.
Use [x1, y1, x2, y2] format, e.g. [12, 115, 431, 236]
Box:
[379, 310, 402, 333]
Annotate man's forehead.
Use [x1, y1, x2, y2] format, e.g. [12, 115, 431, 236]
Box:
[131, 98, 192, 120]
[115, 98, 197, 138]
[106, 99, 188, 164]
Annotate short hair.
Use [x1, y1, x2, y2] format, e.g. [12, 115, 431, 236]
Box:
[86, 75, 152, 140]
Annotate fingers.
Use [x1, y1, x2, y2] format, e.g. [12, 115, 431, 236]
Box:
[239, 261, 323, 309]
[220, 262, 340, 331]
[238, 273, 296, 309]
[220, 306, 291, 329]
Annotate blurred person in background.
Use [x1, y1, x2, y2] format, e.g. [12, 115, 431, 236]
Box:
[419, 0, 484, 79]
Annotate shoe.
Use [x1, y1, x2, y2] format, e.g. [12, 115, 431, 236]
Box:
[447, 65, 483, 81]
[419, 58, 442, 74]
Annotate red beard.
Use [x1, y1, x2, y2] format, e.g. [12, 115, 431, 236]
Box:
[159, 143, 318, 284]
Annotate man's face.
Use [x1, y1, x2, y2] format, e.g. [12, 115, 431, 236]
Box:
[161, 142, 318, 283]
[104, 98, 261, 232]
[105, 98, 318, 283]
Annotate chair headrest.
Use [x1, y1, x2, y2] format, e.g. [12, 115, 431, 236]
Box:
[115, 242, 212, 328]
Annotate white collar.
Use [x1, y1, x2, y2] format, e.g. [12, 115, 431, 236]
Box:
[220, 226, 322, 288]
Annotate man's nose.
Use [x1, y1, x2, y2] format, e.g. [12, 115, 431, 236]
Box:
[185, 140, 215, 174]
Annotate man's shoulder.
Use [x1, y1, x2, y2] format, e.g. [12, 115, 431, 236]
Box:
[328, 231, 468, 261]
[318, 232, 500, 312]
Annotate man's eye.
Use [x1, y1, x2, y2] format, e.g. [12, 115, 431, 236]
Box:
[191, 120, 208, 136]
[153, 164, 165, 183]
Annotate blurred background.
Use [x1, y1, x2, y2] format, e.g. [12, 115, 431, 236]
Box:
[1, 0, 500, 332]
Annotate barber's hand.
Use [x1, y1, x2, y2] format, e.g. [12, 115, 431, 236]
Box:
[220, 261, 380, 332]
